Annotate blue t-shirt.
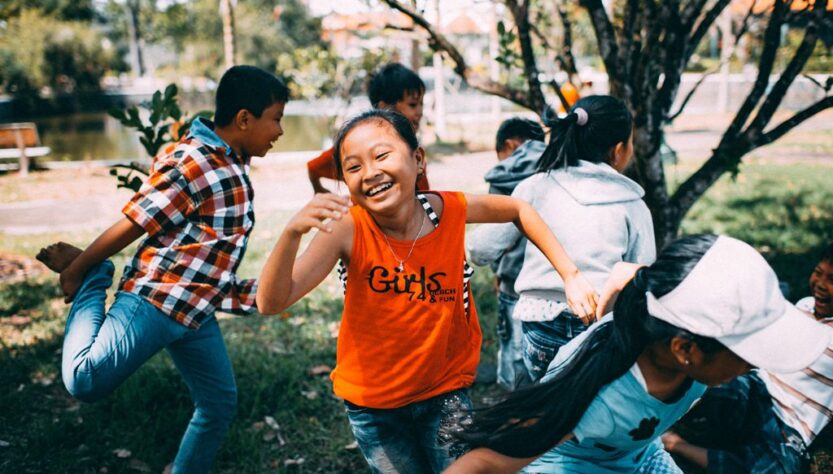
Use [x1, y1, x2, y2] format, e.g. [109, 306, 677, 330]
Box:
[524, 315, 707, 473]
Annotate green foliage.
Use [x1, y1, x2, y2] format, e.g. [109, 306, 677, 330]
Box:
[0, 281, 60, 317]
[495, 21, 523, 70]
[107, 84, 212, 191]
[0, 0, 96, 21]
[277, 47, 394, 102]
[0, 9, 114, 100]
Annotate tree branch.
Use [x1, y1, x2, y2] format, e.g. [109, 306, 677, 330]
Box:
[505, 0, 547, 113]
[802, 74, 833, 93]
[745, 2, 824, 137]
[681, 0, 711, 29]
[685, 0, 731, 62]
[722, 0, 787, 141]
[579, 0, 622, 87]
[378, 0, 535, 110]
[757, 95, 833, 146]
[665, 68, 721, 122]
[556, 0, 579, 81]
[617, 0, 641, 94]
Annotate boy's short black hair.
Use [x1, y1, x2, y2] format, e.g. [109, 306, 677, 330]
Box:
[367, 63, 425, 108]
[214, 65, 289, 127]
[820, 244, 833, 264]
[495, 117, 545, 152]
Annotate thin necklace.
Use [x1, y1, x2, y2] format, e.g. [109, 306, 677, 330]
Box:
[380, 204, 427, 272]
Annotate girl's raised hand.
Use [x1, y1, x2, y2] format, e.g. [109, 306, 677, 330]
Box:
[595, 262, 646, 320]
[287, 193, 351, 236]
[563, 272, 599, 326]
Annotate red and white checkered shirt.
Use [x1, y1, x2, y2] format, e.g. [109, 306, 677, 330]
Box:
[119, 118, 257, 328]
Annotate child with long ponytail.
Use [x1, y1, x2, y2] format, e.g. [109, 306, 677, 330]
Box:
[449, 235, 833, 473]
[468, 95, 655, 383]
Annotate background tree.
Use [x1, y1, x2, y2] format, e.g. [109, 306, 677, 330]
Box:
[381, 0, 833, 248]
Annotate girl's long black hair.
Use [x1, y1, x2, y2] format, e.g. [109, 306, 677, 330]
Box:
[456, 234, 724, 458]
[537, 95, 632, 172]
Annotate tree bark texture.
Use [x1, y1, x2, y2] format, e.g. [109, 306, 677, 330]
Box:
[382, 0, 833, 250]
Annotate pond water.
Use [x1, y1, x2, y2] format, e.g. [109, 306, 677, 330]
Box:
[33, 113, 333, 162]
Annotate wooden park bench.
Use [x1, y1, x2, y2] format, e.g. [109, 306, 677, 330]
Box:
[0, 123, 51, 176]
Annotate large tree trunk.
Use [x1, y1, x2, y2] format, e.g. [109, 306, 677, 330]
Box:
[381, 0, 833, 250]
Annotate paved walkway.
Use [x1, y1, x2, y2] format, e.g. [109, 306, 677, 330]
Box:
[0, 151, 495, 235]
[2, 110, 831, 236]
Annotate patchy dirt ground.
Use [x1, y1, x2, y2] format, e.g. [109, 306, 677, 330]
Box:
[0, 252, 46, 283]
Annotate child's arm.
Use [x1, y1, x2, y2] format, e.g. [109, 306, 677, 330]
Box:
[466, 223, 522, 266]
[257, 194, 351, 315]
[444, 448, 538, 474]
[466, 194, 597, 322]
[60, 217, 145, 302]
[308, 169, 332, 194]
[445, 432, 575, 473]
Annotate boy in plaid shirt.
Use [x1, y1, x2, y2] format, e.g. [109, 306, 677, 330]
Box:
[36, 65, 288, 473]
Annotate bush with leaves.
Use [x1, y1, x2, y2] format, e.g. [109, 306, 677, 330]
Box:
[107, 84, 211, 192]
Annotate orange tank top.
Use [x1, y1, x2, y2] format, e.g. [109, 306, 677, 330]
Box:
[330, 191, 482, 408]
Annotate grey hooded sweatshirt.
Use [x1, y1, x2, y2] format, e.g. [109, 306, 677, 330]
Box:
[468, 160, 656, 320]
[482, 139, 546, 296]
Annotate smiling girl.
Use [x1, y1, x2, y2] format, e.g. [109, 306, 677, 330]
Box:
[256, 109, 597, 472]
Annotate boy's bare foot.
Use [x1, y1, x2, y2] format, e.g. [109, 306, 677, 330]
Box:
[36, 242, 82, 273]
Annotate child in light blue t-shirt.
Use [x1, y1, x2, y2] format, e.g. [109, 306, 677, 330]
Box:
[525, 313, 706, 473]
[447, 235, 833, 474]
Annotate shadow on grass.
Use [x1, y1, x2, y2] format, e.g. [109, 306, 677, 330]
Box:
[0, 267, 505, 473]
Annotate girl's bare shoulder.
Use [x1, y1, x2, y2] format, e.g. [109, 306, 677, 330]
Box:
[424, 192, 445, 219]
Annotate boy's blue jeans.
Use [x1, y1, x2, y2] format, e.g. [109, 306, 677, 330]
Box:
[521, 315, 587, 382]
[344, 389, 472, 473]
[62, 261, 237, 474]
[496, 292, 531, 390]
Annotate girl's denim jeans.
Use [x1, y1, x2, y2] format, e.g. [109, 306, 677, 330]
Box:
[344, 389, 472, 473]
[496, 292, 532, 390]
[62, 261, 237, 474]
[521, 315, 588, 382]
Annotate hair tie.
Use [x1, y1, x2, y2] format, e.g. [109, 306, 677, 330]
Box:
[573, 107, 589, 126]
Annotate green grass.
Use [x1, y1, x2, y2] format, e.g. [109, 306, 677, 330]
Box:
[1, 161, 832, 472]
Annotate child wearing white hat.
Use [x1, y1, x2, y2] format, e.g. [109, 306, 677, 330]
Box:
[446, 235, 832, 474]
[662, 243, 833, 473]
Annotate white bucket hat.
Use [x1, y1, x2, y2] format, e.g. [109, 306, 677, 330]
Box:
[646, 236, 831, 373]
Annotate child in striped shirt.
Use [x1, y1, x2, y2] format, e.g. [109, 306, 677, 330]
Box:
[663, 244, 833, 473]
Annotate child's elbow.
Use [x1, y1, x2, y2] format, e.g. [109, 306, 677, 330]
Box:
[256, 293, 284, 316]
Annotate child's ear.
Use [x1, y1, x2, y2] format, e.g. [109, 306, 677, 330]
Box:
[414, 147, 426, 172]
[377, 100, 391, 110]
[669, 336, 697, 368]
[609, 141, 628, 169]
[234, 109, 250, 130]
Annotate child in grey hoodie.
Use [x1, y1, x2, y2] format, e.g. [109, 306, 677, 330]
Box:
[468, 95, 656, 382]
[481, 118, 546, 390]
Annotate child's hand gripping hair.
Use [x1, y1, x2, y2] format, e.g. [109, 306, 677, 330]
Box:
[595, 262, 647, 319]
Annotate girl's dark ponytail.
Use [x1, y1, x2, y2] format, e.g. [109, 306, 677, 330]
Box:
[537, 95, 633, 173]
[455, 235, 720, 458]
